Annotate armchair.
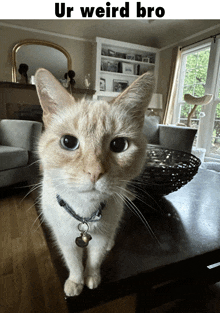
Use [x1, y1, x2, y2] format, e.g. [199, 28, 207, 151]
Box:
[0, 119, 42, 188]
[143, 116, 197, 153]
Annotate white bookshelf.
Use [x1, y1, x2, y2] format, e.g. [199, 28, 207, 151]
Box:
[94, 37, 159, 100]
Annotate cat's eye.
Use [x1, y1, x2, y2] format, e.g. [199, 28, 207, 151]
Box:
[110, 137, 129, 153]
[60, 135, 79, 151]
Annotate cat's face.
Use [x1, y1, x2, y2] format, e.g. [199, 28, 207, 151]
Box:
[35, 69, 154, 198]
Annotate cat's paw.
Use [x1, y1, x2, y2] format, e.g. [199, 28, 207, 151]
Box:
[64, 279, 84, 297]
[85, 274, 101, 289]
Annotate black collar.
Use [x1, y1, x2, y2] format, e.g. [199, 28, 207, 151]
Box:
[56, 194, 106, 223]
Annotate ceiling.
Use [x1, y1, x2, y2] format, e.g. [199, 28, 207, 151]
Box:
[2, 19, 220, 49]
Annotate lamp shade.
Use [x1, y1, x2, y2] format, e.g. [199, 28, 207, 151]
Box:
[148, 93, 163, 110]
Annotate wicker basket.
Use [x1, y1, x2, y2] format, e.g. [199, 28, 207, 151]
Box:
[134, 147, 201, 196]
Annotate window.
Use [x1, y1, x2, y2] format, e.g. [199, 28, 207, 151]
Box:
[173, 39, 220, 160]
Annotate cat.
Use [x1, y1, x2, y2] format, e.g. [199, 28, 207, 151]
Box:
[35, 68, 154, 297]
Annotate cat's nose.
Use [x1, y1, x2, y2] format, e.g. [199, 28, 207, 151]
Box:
[85, 164, 105, 183]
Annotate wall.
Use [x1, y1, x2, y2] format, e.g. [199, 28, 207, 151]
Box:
[0, 24, 95, 89]
[3, 22, 220, 121]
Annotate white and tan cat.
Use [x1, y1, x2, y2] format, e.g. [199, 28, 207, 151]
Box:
[35, 68, 154, 297]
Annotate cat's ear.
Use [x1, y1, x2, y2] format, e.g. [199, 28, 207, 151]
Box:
[111, 72, 155, 120]
[35, 68, 74, 127]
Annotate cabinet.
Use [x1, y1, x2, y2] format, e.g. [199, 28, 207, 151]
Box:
[94, 37, 159, 100]
[0, 82, 95, 120]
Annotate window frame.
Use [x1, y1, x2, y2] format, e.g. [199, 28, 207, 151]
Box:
[172, 38, 220, 161]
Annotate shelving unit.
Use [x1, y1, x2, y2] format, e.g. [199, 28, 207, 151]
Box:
[94, 37, 159, 100]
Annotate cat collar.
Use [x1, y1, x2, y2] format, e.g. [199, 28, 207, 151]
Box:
[56, 194, 106, 248]
[56, 194, 106, 223]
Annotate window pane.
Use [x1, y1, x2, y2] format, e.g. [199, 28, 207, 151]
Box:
[209, 103, 220, 156]
[197, 49, 210, 67]
[179, 47, 210, 125]
[182, 85, 194, 101]
[185, 53, 197, 69]
[194, 84, 205, 97]
[180, 103, 191, 119]
[184, 70, 196, 86]
[195, 67, 208, 85]
[194, 105, 202, 119]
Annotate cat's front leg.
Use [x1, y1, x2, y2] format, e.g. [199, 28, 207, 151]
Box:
[64, 246, 84, 296]
[56, 238, 84, 296]
[84, 235, 110, 289]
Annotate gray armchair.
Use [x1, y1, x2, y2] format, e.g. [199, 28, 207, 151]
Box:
[143, 116, 197, 154]
[0, 119, 42, 188]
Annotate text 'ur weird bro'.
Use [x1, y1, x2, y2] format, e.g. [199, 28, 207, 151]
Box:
[55, 2, 165, 18]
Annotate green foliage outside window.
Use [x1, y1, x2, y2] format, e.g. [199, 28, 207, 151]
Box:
[180, 49, 211, 119]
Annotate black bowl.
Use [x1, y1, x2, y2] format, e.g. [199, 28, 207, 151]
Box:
[133, 147, 201, 196]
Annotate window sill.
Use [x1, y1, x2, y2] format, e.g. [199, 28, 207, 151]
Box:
[204, 155, 220, 163]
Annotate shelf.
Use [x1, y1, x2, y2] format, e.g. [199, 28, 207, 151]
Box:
[0, 81, 95, 95]
[100, 71, 140, 78]
[101, 55, 155, 66]
[96, 91, 120, 98]
[0, 81, 36, 90]
[95, 37, 159, 99]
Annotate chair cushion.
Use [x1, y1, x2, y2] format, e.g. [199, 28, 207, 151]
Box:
[0, 145, 29, 171]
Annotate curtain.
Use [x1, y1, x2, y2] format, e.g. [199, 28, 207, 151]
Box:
[163, 46, 182, 125]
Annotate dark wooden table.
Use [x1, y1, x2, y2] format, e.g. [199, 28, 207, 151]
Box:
[44, 168, 220, 312]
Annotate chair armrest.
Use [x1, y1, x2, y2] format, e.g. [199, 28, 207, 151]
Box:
[0, 119, 42, 151]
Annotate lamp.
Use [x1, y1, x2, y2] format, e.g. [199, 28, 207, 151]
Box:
[148, 93, 163, 114]
[146, 93, 163, 122]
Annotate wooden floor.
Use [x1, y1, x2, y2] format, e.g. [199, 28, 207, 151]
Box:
[0, 187, 68, 313]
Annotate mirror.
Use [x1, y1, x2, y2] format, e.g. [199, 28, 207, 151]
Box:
[12, 40, 72, 83]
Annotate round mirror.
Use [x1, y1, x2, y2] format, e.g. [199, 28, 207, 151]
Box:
[12, 40, 72, 83]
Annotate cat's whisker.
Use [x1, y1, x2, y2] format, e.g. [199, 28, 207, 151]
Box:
[46, 176, 81, 187]
[32, 216, 45, 234]
[112, 193, 120, 205]
[117, 185, 157, 212]
[30, 211, 44, 233]
[119, 179, 163, 212]
[19, 182, 42, 204]
[115, 191, 161, 246]
[114, 191, 128, 207]
[115, 191, 145, 223]
[26, 197, 41, 212]
[24, 182, 41, 188]
[27, 159, 41, 167]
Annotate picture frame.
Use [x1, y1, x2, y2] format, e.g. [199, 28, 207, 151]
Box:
[116, 52, 126, 59]
[100, 78, 106, 91]
[126, 54, 135, 60]
[135, 54, 142, 61]
[101, 60, 108, 71]
[113, 79, 129, 92]
[108, 49, 116, 57]
[107, 61, 118, 72]
[101, 48, 108, 56]
[142, 57, 150, 63]
[122, 62, 134, 75]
